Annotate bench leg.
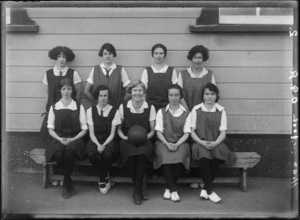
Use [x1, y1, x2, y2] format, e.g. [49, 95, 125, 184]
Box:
[240, 168, 247, 192]
[42, 164, 49, 189]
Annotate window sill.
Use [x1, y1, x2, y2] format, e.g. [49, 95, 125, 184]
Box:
[6, 25, 39, 33]
[190, 24, 292, 33]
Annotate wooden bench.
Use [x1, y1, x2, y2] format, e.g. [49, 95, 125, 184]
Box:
[30, 148, 261, 192]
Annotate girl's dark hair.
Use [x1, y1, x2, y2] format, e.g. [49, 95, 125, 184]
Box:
[167, 84, 183, 99]
[48, 46, 75, 62]
[201, 83, 220, 102]
[93, 84, 112, 100]
[98, 43, 117, 57]
[187, 45, 209, 61]
[57, 77, 76, 100]
[151, 43, 167, 57]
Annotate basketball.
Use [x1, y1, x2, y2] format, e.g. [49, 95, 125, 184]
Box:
[127, 125, 147, 147]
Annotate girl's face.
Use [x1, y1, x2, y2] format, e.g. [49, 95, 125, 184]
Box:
[168, 88, 181, 106]
[203, 88, 217, 104]
[192, 52, 204, 69]
[102, 49, 114, 65]
[153, 47, 165, 64]
[97, 90, 109, 107]
[56, 53, 67, 68]
[131, 84, 145, 102]
[61, 84, 73, 99]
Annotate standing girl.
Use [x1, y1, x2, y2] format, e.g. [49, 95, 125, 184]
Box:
[141, 43, 187, 111]
[41, 46, 82, 145]
[191, 83, 235, 203]
[153, 84, 191, 202]
[84, 43, 131, 109]
[178, 45, 216, 111]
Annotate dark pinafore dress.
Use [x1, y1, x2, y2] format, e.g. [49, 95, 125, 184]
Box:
[40, 69, 75, 145]
[118, 101, 154, 167]
[92, 65, 123, 108]
[84, 106, 118, 156]
[181, 69, 213, 111]
[153, 108, 191, 170]
[191, 108, 236, 165]
[146, 66, 174, 111]
[45, 102, 85, 162]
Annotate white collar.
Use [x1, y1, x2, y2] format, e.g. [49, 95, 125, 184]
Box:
[100, 63, 116, 70]
[54, 99, 77, 110]
[127, 100, 149, 110]
[96, 104, 111, 112]
[165, 104, 187, 112]
[54, 66, 69, 74]
[194, 103, 224, 112]
[187, 67, 208, 78]
[151, 64, 169, 73]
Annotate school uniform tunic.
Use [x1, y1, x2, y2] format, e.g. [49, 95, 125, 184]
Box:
[191, 103, 236, 165]
[45, 100, 87, 162]
[153, 104, 191, 170]
[87, 63, 130, 108]
[118, 100, 156, 167]
[179, 67, 215, 110]
[84, 104, 121, 156]
[141, 65, 181, 111]
[41, 66, 81, 144]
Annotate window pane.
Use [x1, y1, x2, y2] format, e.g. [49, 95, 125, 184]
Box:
[220, 8, 256, 15]
[260, 8, 293, 16]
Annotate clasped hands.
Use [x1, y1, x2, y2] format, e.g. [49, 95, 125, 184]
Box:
[97, 144, 106, 153]
[59, 137, 73, 146]
[165, 142, 178, 152]
[200, 140, 218, 150]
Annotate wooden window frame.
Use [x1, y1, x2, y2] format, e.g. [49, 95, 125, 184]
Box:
[190, 7, 294, 33]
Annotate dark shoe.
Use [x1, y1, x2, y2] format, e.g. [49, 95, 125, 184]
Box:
[62, 186, 71, 199]
[133, 191, 142, 205]
[141, 191, 148, 201]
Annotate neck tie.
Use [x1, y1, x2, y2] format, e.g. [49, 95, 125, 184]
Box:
[101, 109, 104, 116]
[104, 68, 110, 78]
[59, 71, 63, 77]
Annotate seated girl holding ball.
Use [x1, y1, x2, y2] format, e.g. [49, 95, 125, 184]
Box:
[117, 80, 156, 205]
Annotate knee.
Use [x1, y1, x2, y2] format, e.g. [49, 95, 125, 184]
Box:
[87, 152, 98, 163]
[53, 150, 64, 162]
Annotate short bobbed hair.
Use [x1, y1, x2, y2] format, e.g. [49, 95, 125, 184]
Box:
[126, 80, 147, 94]
[98, 43, 117, 57]
[167, 84, 183, 99]
[93, 84, 112, 100]
[151, 43, 167, 57]
[201, 83, 220, 102]
[48, 46, 75, 62]
[187, 45, 209, 61]
[57, 77, 76, 100]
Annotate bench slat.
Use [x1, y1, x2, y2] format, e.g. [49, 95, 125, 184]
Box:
[30, 149, 261, 168]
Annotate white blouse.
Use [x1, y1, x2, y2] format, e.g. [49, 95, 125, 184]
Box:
[47, 99, 88, 130]
[42, 66, 82, 85]
[86, 104, 121, 127]
[119, 100, 156, 121]
[86, 63, 130, 87]
[155, 104, 191, 133]
[191, 103, 227, 131]
[177, 67, 216, 89]
[141, 64, 182, 88]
